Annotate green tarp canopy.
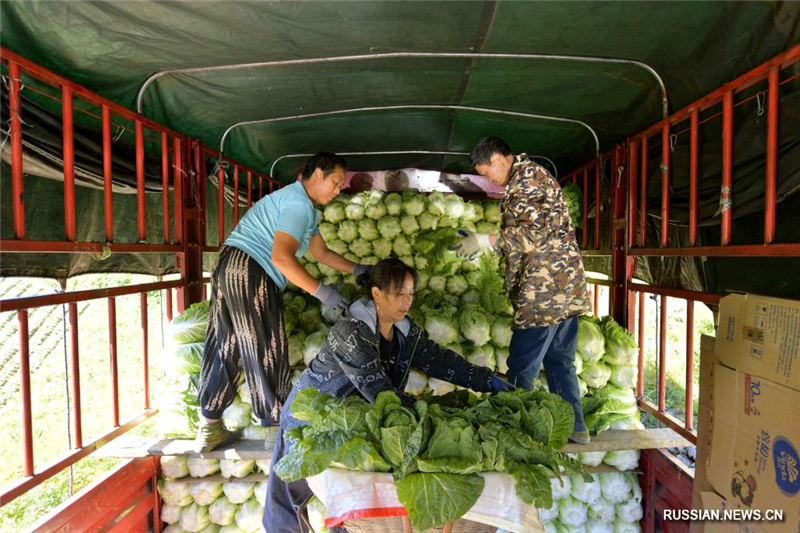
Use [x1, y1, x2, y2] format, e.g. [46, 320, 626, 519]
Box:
[1, 1, 799, 297]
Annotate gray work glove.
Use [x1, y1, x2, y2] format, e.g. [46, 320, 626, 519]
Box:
[353, 263, 372, 278]
[453, 230, 493, 259]
[312, 283, 350, 310]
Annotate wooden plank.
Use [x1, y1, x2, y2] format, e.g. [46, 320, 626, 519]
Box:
[99, 428, 688, 461]
[167, 472, 269, 484]
[93, 438, 272, 460]
[560, 428, 690, 454]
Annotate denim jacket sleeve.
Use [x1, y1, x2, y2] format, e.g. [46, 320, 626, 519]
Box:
[408, 323, 493, 392]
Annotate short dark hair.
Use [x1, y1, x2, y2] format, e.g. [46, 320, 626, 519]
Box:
[301, 152, 347, 180]
[470, 137, 512, 167]
[356, 258, 418, 298]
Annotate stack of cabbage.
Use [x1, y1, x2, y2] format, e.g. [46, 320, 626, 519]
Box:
[158, 455, 270, 533]
[298, 190, 513, 397]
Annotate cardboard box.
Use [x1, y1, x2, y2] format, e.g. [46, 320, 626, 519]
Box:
[715, 293, 800, 392]
[706, 364, 800, 532]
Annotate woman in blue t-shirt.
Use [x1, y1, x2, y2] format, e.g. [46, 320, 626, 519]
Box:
[195, 152, 370, 452]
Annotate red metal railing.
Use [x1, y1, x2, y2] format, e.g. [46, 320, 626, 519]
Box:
[0, 46, 281, 509]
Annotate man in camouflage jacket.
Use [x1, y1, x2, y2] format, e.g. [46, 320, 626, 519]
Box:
[455, 137, 591, 444]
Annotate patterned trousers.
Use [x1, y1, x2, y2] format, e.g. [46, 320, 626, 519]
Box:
[198, 246, 291, 426]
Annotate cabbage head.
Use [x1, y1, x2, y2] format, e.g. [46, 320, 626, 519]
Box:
[587, 496, 616, 523]
[318, 222, 338, 243]
[372, 238, 393, 259]
[609, 364, 638, 388]
[404, 369, 428, 395]
[220, 459, 255, 479]
[444, 194, 465, 219]
[402, 191, 426, 216]
[180, 502, 211, 532]
[427, 377, 456, 396]
[458, 304, 492, 346]
[221, 396, 252, 430]
[357, 219, 379, 241]
[364, 199, 387, 220]
[558, 497, 588, 527]
[400, 214, 420, 236]
[159, 479, 194, 506]
[385, 193, 403, 215]
[326, 239, 349, 256]
[426, 191, 446, 216]
[337, 220, 358, 242]
[476, 222, 498, 234]
[418, 211, 439, 231]
[490, 316, 513, 348]
[303, 330, 328, 366]
[344, 202, 365, 221]
[209, 496, 237, 526]
[577, 316, 605, 362]
[161, 503, 183, 524]
[222, 482, 255, 504]
[467, 344, 495, 370]
[445, 274, 468, 295]
[323, 201, 346, 223]
[424, 308, 459, 346]
[161, 455, 190, 479]
[581, 361, 611, 389]
[600, 317, 638, 366]
[377, 216, 402, 240]
[570, 475, 601, 504]
[393, 235, 413, 257]
[599, 472, 633, 503]
[483, 201, 501, 223]
[428, 275, 447, 292]
[168, 301, 210, 345]
[235, 497, 264, 532]
[190, 481, 223, 506]
[187, 458, 221, 478]
[349, 238, 373, 258]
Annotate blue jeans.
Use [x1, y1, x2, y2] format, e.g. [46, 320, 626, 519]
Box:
[506, 315, 586, 432]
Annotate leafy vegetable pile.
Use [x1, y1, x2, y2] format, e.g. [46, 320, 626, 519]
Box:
[274, 388, 590, 530]
[158, 455, 271, 533]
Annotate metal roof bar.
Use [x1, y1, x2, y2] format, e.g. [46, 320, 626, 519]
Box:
[136, 52, 669, 118]
[219, 104, 600, 159]
[269, 150, 559, 180]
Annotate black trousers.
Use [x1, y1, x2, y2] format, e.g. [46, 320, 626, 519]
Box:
[198, 246, 291, 426]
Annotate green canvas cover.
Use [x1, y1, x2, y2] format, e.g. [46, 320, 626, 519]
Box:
[1, 1, 799, 298]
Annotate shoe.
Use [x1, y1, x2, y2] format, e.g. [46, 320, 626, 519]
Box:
[194, 422, 241, 453]
[568, 430, 591, 445]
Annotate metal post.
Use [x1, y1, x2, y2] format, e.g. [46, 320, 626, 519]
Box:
[660, 124, 670, 247]
[640, 136, 648, 247]
[108, 297, 119, 426]
[685, 302, 695, 431]
[247, 170, 253, 209]
[658, 296, 668, 413]
[594, 160, 601, 249]
[689, 110, 698, 246]
[162, 132, 170, 244]
[18, 310, 34, 476]
[612, 144, 628, 325]
[9, 62, 25, 239]
[218, 166, 225, 245]
[637, 293, 645, 397]
[136, 120, 146, 242]
[765, 68, 779, 244]
[68, 302, 82, 448]
[102, 106, 114, 242]
[141, 293, 149, 409]
[233, 166, 240, 223]
[63, 87, 76, 241]
[722, 91, 734, 245]
[628, 140, 639, 248]
[582, 169, 589, 249]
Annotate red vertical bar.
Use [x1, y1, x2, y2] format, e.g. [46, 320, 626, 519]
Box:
[162, 132, 170, 244]
[721, 91, 734, 246]
[9, 62, 25, 240]
[173, 137, 183, 244]
[102, 106, 114, 242]
[270, 180, 275, 193]
[233, 167, 240, 223]
[660, 124, 670, 247]
[765, 69, 779, 244]
[141, 293, 149, 410]
[582, 169, 589, 248]
[203, 283, 208, 301]
[571, 173, 577, 184]
[628, 141, 639, 248]
[152, 456, 163, 533]
[108, 297, 119, 426]
[18, 310, 34, 476]
[247, 171, 253, 209]
[689, 110, 699, 246]
[135, 120, 146, 242]
[685, 301, 695, 431]
[637, 293, 645, 397]
[593, 285, 599, 317]
[640, 136, 648, 246]
[218, 167, 225, 245]
[594, 160, 601, 249]
[63, 87, 76, 241]
[259, 176, 264, 199]
[68, 302, 82, 448]
[658, 296, 667, 413]
[166, 288, 173, 322]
